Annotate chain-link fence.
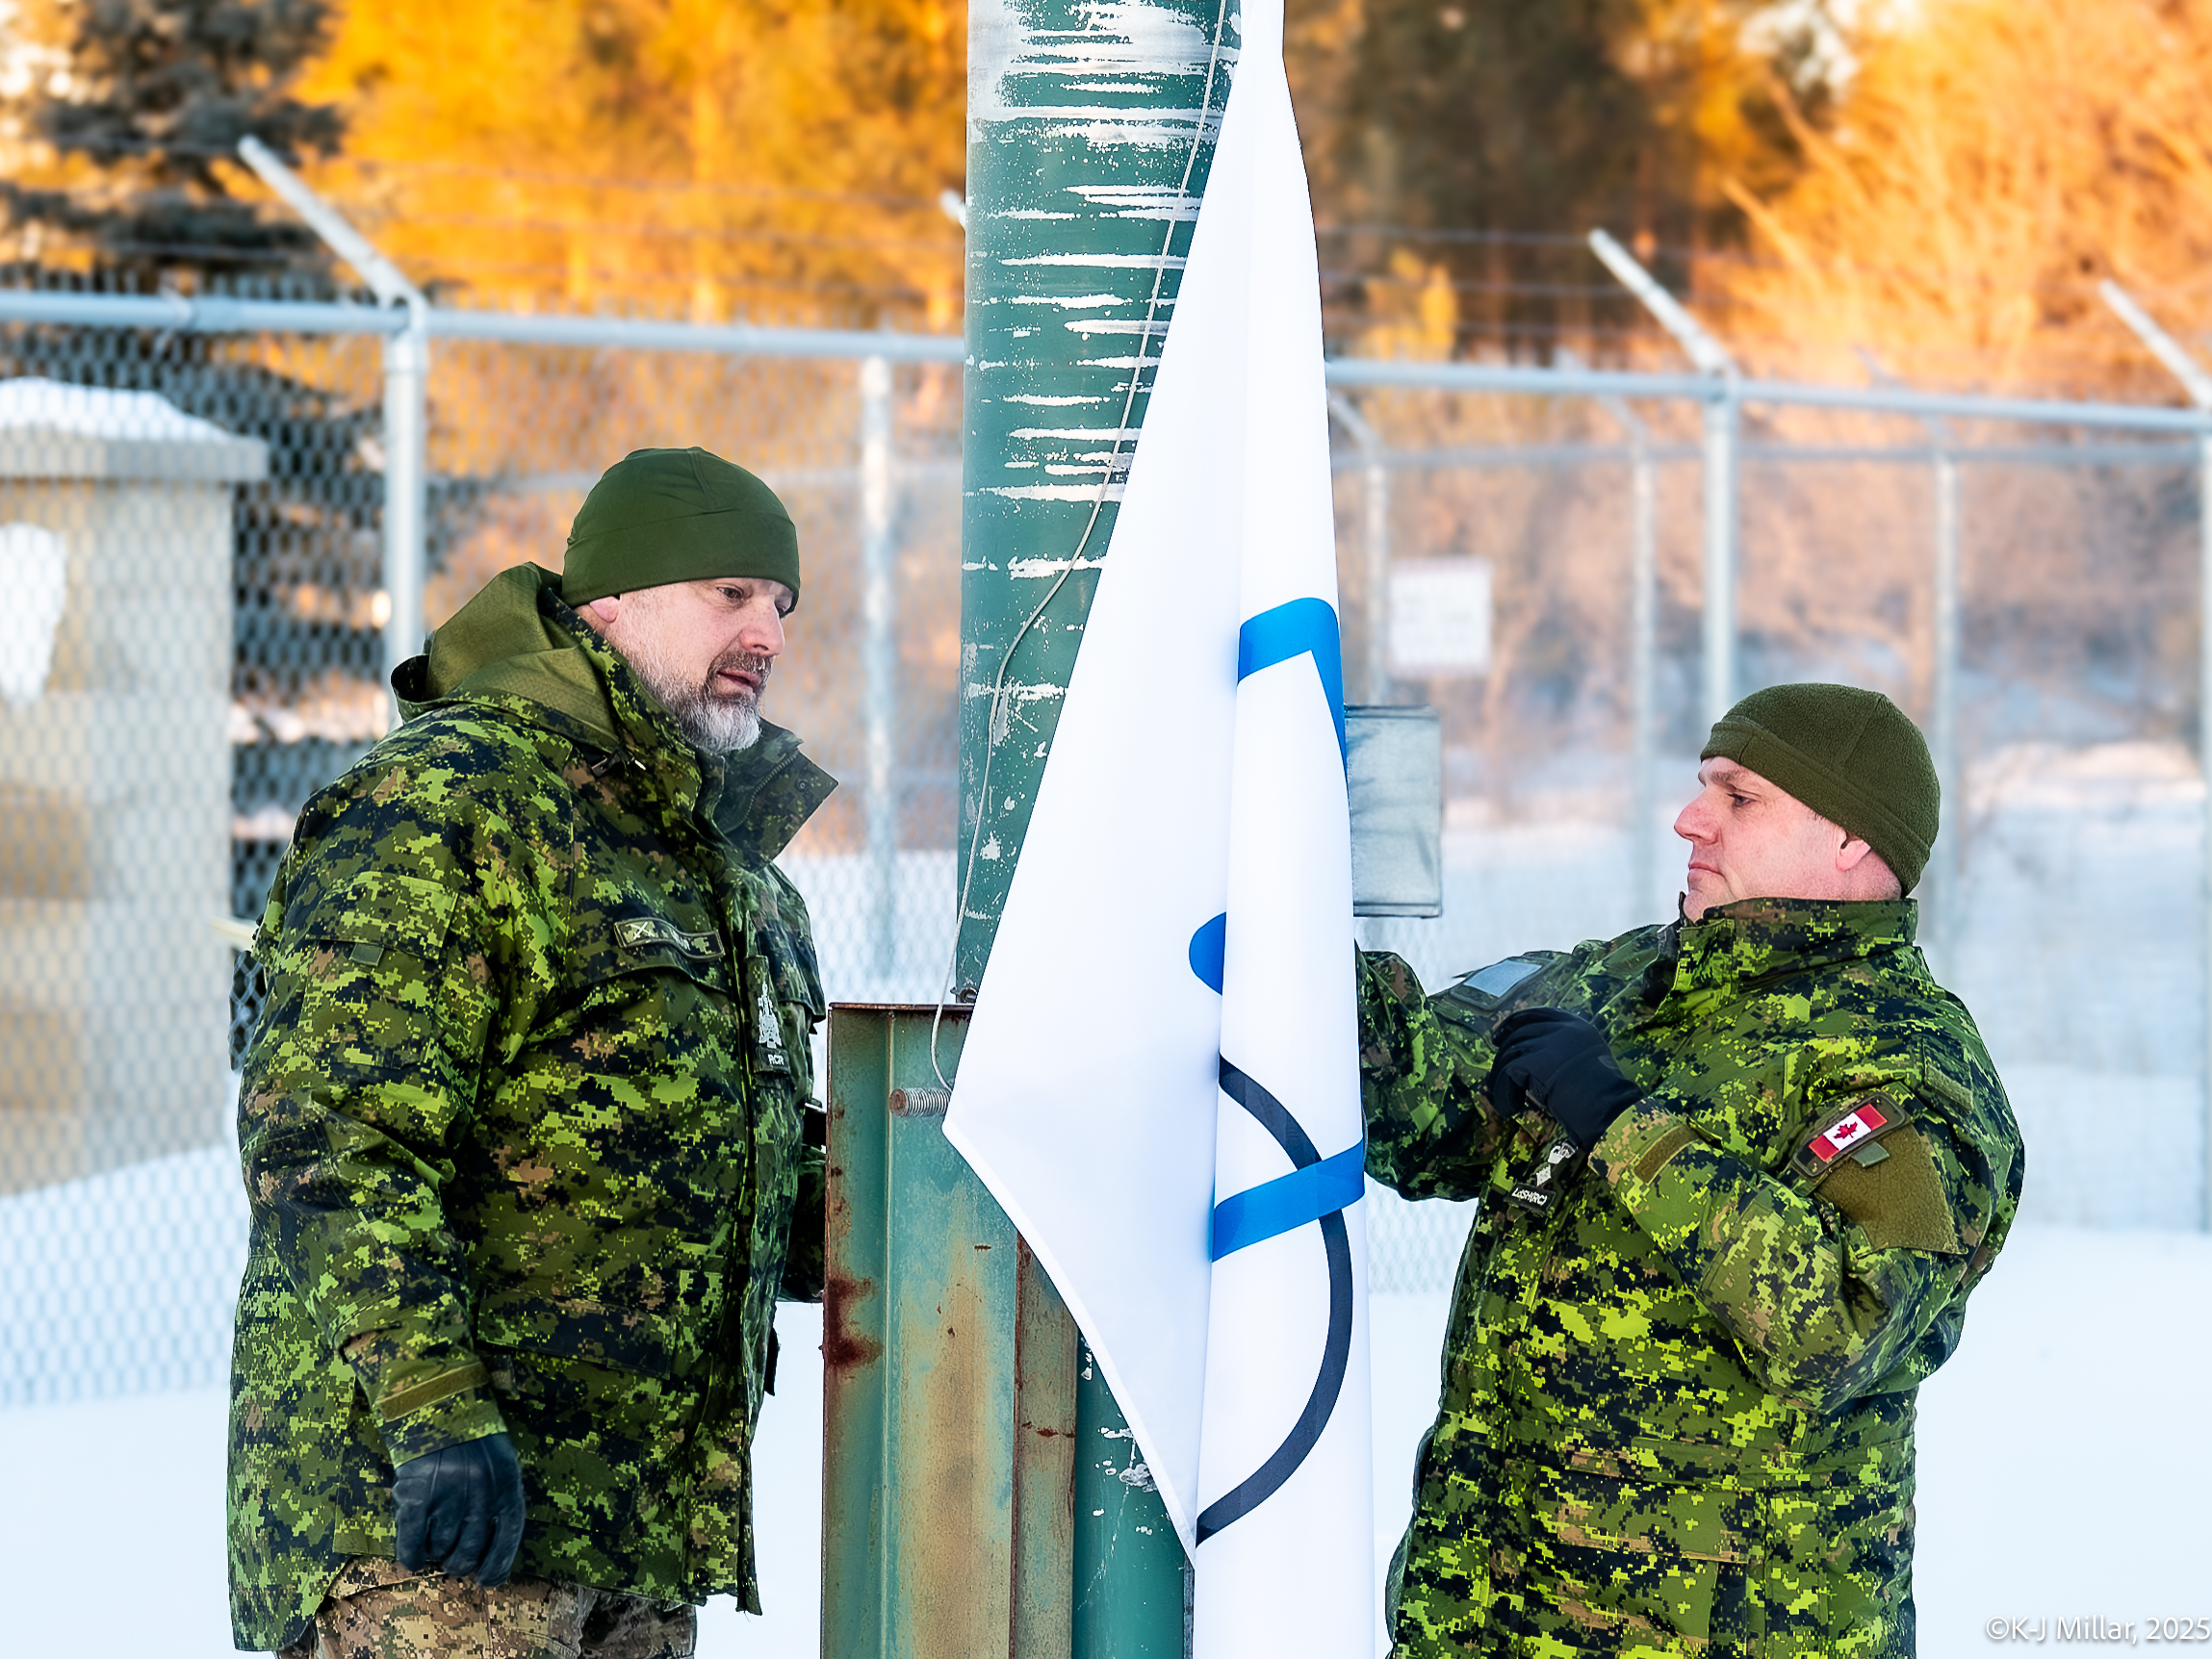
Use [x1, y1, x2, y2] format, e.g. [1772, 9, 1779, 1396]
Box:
[3, 294, 2207, 1401]
[0, 299, 965, 1404]
[1350, 384, 2212, 1286]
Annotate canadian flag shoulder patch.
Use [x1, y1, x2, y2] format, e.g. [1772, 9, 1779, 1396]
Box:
[1809, 1102, 1890, 1163]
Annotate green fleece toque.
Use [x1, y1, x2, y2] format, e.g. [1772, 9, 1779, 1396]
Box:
[561, 447, 800, 609]
[1700, 683, 1940, 890]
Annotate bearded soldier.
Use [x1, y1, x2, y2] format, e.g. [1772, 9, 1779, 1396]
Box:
[227, 448, 833, 1658]
[1362, 684, 2023, 1657]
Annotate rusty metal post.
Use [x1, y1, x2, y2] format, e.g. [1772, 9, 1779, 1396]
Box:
[823, 1005, 1082, 1658]
[1014, 1238, 1082, 1657]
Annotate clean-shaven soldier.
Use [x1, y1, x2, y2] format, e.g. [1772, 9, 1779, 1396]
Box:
[1361, 683, 2023, 1657]
[228, 447, 834, 1658]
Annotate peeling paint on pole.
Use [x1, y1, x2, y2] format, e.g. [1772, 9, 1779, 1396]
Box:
[958, 0, 1235, 993]
[956, 5, 1235, 1652]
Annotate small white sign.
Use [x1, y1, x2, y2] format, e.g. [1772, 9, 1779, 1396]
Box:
[1390, 558, 1491, 676]
[0, 522, 67, 709]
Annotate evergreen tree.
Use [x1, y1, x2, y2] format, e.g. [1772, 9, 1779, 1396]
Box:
[4, 0, 344, 283]
[1319, 0, 1841, 356]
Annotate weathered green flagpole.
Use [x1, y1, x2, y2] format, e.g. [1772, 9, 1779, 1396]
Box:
[960, 4, 1234, 1652]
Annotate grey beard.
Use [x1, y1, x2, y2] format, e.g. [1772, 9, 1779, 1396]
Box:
[614, 634, 766, 754]
[659, 673, 763, 755]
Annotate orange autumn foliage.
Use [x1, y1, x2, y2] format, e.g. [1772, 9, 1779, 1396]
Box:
[287, 0, 966, 326]
[1710, 0, 2212, 394]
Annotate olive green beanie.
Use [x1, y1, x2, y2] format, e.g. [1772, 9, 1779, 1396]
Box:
[561, 447, 800, 609]
[1700, 683, 1940, 891]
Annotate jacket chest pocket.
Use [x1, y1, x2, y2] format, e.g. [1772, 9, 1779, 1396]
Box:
[559, 910, 744, 1099]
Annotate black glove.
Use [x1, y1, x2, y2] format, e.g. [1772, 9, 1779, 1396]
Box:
[394, 1431, 527, 1586]
[1489, 1008, 1645, 1150]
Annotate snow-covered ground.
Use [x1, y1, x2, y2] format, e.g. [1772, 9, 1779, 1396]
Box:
[8, 1223, 2208, 1656]
[0, 1305, 828, 1659]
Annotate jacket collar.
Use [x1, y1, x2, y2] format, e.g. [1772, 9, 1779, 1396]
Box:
[549, 600, 710, 816]
[1665, 896, 1920, 1003]
[709, 722, 839, 864]
[551, 607, 839, 858]
[393, 568, 836, 855]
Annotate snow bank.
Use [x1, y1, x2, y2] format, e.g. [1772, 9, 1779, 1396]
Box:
[0, 1302, 825, 1659]
[0, 376, 238, 443]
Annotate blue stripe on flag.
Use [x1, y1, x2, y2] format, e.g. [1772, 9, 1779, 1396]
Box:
[1210, 1142, 1366, 1262]
[1188, 911, 1227, 994]
[1200, 1060, 1359, 1544]
[1236, 597, 1347, 761]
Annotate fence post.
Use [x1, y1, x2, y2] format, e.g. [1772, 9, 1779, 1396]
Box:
[1326, 392, 1392, 703]
[1588, 229, 1740, 725]
[1700, 388, 1739, 725]
[1608, 408, 1664, 921]
[1926, 445, 1961, 976]
[234, 135, 430, 688]
[380, 305, 429, 685]
[1854, 349, 1964, 975]
[860, 353, 899, 983]
[2100, 280, 2212, 1232]
[1564, 346, 1662, 922]
[1630, 423, 1659, 917]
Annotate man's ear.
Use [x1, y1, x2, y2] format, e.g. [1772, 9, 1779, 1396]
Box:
[1834, 832, 1876, 875]
[579, 595, 621, 631]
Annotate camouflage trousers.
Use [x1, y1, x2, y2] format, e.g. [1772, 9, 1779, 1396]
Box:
[274, 1557, 696, 1659]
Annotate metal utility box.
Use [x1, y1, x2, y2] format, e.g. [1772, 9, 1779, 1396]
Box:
[0, 381, 268, 1193]
[1348, 703, 1443, 918]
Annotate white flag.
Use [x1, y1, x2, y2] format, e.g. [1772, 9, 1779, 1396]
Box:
[944, 3, 1374, 1650]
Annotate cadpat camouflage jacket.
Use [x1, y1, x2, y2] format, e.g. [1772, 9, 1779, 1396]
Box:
[1361, 898, 2023, 1658]
[227, 564, 833, 1651]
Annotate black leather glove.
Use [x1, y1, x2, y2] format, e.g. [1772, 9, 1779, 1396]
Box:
[1489, 1008, 1646, 1150]
[394, 1431, 527, 1586]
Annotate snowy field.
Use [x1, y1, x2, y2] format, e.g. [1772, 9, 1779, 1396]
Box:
[6, 1223, 2210, 1656]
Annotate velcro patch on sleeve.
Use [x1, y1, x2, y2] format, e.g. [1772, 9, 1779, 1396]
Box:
[1633, 1121, 1700, 1184]
[298, 871, 461, 965]
[378, 1360, 491, 1421]
[1813, 1125, 1964, 1255]
[1917, 1059, 1975, 1114]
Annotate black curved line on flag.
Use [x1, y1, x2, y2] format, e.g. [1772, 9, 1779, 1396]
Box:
[1196, 1059, 1355, 1545]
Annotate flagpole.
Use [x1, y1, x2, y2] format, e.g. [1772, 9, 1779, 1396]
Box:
[957, 3, 1237, 1651]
